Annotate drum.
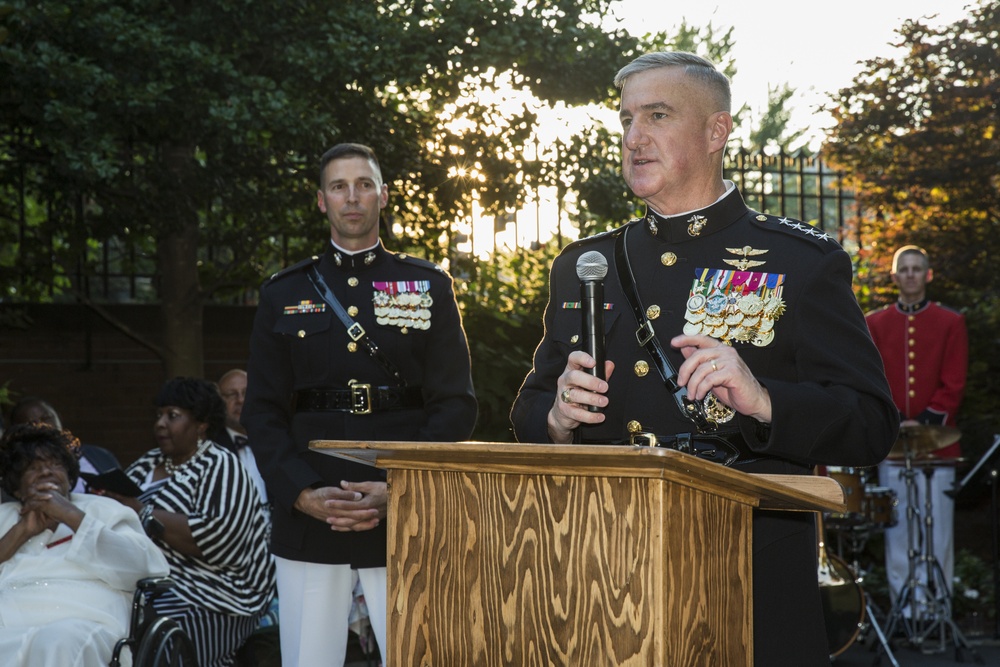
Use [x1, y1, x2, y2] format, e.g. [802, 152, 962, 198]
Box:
[863, 486, 898, 529]
[818, 553, 865, 657]
[826, 467, 868, 525]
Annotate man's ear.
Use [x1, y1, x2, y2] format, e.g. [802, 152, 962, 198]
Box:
[709, 111, 732, 152]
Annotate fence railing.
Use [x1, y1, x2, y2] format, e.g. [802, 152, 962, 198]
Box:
[5, 149, 857, 304]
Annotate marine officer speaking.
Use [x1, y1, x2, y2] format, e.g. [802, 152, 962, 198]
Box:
[511, 52, 897, 665]
[243, 143, 478, 667]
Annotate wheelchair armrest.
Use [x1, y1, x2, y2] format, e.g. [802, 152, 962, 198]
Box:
[136, 576, 176, 596]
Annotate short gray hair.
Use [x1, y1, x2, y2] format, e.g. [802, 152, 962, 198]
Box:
[614, 51, 732, 113]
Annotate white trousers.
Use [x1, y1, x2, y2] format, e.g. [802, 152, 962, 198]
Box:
[880, 461, 956, 611]
[275, 557, 387, 667]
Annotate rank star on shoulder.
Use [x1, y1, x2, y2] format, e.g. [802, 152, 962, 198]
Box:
[777, 217, 834, 242]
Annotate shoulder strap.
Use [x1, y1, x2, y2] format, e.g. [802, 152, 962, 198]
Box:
[307, 266, 408, 386]
[613, 226, 719, 431]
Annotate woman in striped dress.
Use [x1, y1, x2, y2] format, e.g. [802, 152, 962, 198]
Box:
[115, 377, 275, 667]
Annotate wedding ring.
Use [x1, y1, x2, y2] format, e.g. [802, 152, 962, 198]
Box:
[711, 360, 719, 372]
[560, 388, 572, 404]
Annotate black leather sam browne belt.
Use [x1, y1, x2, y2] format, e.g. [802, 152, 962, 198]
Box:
[295, 383, 424, 415]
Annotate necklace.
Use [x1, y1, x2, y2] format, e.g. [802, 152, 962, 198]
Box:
[164, 438, 212, 475]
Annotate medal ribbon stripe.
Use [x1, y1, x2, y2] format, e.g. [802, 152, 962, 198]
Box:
[372, 280, 430, 294]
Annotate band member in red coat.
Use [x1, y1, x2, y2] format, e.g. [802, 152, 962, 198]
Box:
[866, 245, 968, 615]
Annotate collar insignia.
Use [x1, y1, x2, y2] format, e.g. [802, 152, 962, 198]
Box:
[687, 214, 708, 237]
[646, 214, 658, 235]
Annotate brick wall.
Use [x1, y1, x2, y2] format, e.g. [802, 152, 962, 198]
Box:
[0, 303, 255, 465]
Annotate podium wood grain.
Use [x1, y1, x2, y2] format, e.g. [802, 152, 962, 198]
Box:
[312, 441, 845, 666]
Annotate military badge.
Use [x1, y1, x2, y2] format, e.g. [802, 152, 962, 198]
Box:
[683, 268, 786, 346]
[723, 246, 768, 271]
[687, 214, 708, 236]
[561, 302, 614, 310]
[373, 281, 433, 331]
[283, 300, 326, 315]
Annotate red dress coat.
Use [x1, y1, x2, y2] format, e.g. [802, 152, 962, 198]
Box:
[865, 300, 968, 458]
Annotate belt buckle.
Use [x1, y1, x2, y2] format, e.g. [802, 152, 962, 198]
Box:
[347, 322, 366, 341]
[629, 432, 658, 447]
[348, 380, 372, 415]
[635, 321, 655, 346]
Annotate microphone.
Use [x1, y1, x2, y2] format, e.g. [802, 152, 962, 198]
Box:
[576, 251, 608, 412]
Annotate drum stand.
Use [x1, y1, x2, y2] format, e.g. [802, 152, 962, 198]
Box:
[883, 455, 982, 662]
[833, 527, 900, 666]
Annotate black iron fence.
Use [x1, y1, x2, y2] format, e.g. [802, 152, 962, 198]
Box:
[3, 149, 857, 305]
[726, 148, 856, 243]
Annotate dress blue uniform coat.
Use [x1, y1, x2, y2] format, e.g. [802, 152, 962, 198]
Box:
[512, 186, 897, 665]
[244, 242, 477, 568]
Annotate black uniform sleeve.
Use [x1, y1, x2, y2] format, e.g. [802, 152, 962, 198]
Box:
[243, 279, 323, 513]
[510, 253, 570, 444]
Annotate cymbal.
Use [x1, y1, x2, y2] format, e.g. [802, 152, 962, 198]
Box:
[887, 424, 961, 460]
[908, 456, 965, 468]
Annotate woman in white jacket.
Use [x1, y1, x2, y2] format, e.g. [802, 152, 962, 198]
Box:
[0, 422, 169, 667]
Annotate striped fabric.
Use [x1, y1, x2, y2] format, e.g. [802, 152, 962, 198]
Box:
[128, 443, 275, 617]
[153, 589, 260, 667]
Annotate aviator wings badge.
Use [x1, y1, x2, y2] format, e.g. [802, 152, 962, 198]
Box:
[723, 245, 768, 271]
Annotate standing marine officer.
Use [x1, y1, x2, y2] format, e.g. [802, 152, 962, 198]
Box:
[243, 142, 478, 667]
[511, 52, 897, 665]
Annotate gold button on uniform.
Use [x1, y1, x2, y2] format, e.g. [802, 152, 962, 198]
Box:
[348, 277, 359, 287]
[347, 342, 357, 352]
[634, 360, 649, 377]
[347, 306, 359, 317]
[627, 420, 642, 433]
[909, 390, 916, 397]
[570, 334, 580, 344]
[908, 326, 915, 334]
[909, 351, 916, 359]
[646, 305, 661, 320]
[661, 252, 677, 266]
[297, 330, 306, 338]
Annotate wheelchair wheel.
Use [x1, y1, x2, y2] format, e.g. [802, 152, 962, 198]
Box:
[133, 616, 199, 667]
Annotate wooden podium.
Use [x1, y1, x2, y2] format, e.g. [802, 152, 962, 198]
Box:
[312, 441, 843, 667]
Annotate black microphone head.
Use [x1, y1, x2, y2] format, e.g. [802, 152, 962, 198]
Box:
[576, 251, 608, 282]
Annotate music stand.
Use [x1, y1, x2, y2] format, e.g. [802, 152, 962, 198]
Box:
[949, 434, 1000, 502]
[947, 434, 1000, 639]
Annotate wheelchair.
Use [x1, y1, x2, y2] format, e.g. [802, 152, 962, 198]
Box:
[110, 576, 199, 667]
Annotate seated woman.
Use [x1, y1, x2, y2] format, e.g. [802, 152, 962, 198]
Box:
[110, 377, 275, 667]
[0, 423, 169, 666]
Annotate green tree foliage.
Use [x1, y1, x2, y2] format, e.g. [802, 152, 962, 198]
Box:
[0, 1, 806, 438]
[824, 0, 1000, 455]
[454, 241, 559, 440]
[0, 0, 639, 376]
